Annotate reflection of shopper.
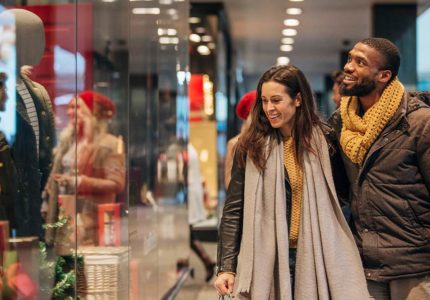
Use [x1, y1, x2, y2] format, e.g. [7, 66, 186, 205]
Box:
[224, 91, 256, 188]
[215, 65, 368, 299]
[187, 143, 215, 282]
[44, 91, 125, 247]
[0, 72, 17, 228]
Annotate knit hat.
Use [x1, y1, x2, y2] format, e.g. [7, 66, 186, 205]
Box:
[78, 90, 116, 119]
[236, 90, 257, 120]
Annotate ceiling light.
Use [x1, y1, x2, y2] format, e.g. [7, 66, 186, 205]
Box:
[201, 35, 212, 42]
[132, 7, 160, 14]
[195, 27, 206, 34]
[158, 28, 177, 36]
[102, 0, 116, 2]
[189, 33, 201, 43]
[282, 28, 297, 36]
[189, 17, 201, 24]
[207, 42, 216, 49]
[286, 8, 303, 15]
[197, 45, 211, 55]
[284, 19, 300, 26]
[280, 45, 293, 52]
[159, 37, 179, 44]
[282, 37, 294, 44]
[289, 0, 304, 2]
[167, 8, 177, 16]
[159, 0, 172, 4]
[277, 57, 290, 65]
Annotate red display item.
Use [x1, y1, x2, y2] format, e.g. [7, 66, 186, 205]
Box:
[97, 203, 121, 246]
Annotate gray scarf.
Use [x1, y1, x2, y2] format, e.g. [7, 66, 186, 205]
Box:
[235, 127, 369, 300]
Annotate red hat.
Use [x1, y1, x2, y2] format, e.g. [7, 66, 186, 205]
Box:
[236, 90, 257, 120]
[78, 90, 116, 119]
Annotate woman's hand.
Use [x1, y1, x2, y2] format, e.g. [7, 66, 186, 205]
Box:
[214, 272, 235, 297]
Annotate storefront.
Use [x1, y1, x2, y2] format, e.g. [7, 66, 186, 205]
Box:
[0, 0, 193, 298]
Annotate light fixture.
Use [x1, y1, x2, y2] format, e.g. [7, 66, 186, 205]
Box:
[282, 28, 297, 36]
[102, 0, 116, 2]
[195, 27, 206, 34]
[277, 56, 290, 65]
[167, 8, 177, 16]
[284, 19, 300, 26]
[286, 8, 303, 15]
[197, 45, 211, 55]
[201, 35, 212, 42]
[189, 33, 201, 43]
[159, 37, 179, 44]
[189, 17, 201, 24]
[159, 0, 172, 4]
[207, 42, 216, 49]
[282, 37, 294, 44]
[158, 28, 177, 36]
[132, 7, 160, 14]
[280, 45, 293, 52]
[289, 0, 304, 2]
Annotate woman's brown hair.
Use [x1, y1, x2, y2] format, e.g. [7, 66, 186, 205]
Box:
[236, 65, 321, 172]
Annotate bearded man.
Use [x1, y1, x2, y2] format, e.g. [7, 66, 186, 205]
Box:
[329, 37, 430, 300]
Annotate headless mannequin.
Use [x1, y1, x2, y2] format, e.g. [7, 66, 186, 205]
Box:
[3, 9, 55, 238]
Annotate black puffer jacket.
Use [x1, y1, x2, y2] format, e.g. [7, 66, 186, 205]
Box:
[217, 123, 348, 274]
[329, 93, 430, 282]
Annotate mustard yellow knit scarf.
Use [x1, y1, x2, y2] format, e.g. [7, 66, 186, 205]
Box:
[340, 78, 404, 165]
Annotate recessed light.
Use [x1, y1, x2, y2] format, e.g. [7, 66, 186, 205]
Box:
[132, 7, 160, 14]
[189, 33, 201, 43]
[282, 37, 295, 44]
[282, 28, 297, 36]
[290, 0, 304, 2]
[197, 45, 211, 55]
[284, 19, 300, 26]
[195, 27, 206, 34]
[280, 45, 293, 52]
[286, 8, 303, 15]
[189, 17, 201, 24]
[159, 37, 179, 44]
[207, 42, 216, 49]
[202, 35, 212, 42]
[277, 57, 290, 65]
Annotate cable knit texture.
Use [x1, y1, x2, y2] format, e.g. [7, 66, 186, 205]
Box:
[340, 78, 404, 165]
[283, 136, 303, 248]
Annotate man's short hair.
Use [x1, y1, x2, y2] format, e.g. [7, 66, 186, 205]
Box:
[359, 37, 400, 81]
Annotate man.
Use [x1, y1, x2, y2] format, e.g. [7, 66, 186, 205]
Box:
[329, 37, 430, 299]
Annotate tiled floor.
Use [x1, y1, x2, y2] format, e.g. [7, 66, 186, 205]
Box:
[176, 241, 218, 300]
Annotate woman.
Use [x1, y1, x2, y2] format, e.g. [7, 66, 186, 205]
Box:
[43, 91, 125, 248]
[214, 65, 369, 299]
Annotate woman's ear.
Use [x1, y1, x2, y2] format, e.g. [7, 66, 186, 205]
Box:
[295, 93, 302, 107]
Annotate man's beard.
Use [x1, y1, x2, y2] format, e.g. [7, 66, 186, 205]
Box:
[340, 78, 376, 97]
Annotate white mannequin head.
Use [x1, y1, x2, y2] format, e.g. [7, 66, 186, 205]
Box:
[0, 9, 45, 69]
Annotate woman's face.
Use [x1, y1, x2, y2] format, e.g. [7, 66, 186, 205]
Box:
[67, 97, 91, 127]
[261, 81, 300, 137]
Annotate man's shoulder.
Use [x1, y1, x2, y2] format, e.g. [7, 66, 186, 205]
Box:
[406, 92, 430, 120]
[327, 109, 342, 135]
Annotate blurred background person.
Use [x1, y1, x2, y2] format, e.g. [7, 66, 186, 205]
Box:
[43, 90, 125, 248]
[331, 70, 344, 109]
[224, 90, 256, 188]
[186, 142, 216, 282]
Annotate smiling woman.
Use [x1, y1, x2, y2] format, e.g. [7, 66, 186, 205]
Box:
[214, 64, 370, 300]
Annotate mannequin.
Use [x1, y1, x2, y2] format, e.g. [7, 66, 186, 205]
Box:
[1, 9, 55, 237]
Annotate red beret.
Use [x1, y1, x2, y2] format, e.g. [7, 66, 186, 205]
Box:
[236, 90, 257, 120]
[78, 90, 116, 119]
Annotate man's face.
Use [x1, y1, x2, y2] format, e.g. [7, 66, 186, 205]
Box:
[340, 42, 385, 97]
[0, 73, 8, 111]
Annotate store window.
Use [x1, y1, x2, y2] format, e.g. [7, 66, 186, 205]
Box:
[0, 0, 189, 298]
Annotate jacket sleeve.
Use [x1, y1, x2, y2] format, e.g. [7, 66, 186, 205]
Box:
[323, 118, 350, 206]
[217, 151, 244, 274]
[415, 108, 430, 189]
